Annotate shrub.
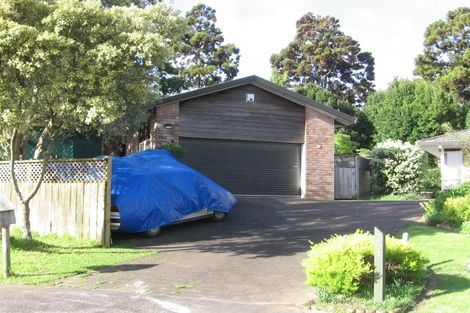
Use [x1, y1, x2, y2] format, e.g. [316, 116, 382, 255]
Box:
[369, 140, 427, 195]
[159, 143, 184, 159]
[461, 221, 470, 235]
[442, 194, 470, 228]
[302, 231, 427, 296]
[334, 132, 357, 154]
[421, 166, 441, 194]
[423, 182, 470, 227]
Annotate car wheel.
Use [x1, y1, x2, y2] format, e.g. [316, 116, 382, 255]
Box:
[143, 227, 161, 238]
[211, 212, 227, 222]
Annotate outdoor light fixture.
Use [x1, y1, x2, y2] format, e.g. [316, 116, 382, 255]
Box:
[163, 123, 173, 129]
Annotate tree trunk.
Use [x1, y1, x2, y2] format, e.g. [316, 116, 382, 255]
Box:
[9, 124, 61, 240]
[21, 201, 32, 240]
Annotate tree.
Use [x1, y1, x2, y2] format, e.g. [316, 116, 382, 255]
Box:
[101, 0, 161, 8]
[334, 133, 357, 154]
[0, 0, 183, 239]
[174, 3, 240, 89]
[415, 7, 470, 102]
[270, 12, 375, 106]
[364, 79, 465, 144]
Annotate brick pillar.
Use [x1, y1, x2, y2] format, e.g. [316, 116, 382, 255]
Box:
[150, 102, 179, 148]
[304, 107, 335, 200]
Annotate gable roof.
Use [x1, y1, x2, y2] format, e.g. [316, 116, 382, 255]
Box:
[417, 129, 470, 147]
[417, 129, 470, 157]
[156, 75, 355, 126]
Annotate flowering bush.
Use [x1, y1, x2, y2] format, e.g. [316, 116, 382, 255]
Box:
[369, 140, 427, 195]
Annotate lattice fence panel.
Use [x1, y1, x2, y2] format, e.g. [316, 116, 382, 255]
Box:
[334, 155, 356, 168]
[0, 159, 108, 183]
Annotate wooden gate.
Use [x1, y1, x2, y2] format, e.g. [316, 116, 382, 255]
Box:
[334, 155, 370, 200]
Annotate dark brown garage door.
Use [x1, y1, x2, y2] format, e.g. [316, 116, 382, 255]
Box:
[180, 138, 301, 195]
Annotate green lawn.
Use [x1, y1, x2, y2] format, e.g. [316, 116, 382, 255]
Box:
[404, 225, 470, 313]
[0, 228, 152, 285]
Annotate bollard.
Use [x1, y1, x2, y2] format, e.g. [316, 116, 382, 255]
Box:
[374, 227, 385, 303]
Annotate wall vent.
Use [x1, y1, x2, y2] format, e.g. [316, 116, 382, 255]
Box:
[246, 93, 255, 102]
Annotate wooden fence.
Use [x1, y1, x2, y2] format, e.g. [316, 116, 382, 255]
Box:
[334, 155, 371, 200]
[0, 158, 112, 247]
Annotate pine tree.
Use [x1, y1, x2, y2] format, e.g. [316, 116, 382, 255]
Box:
[271, 13, 375, 106]
[175, 3, 240, 89]
[415, 7, 470, 102]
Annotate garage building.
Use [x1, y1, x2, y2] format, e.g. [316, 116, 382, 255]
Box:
[128, 75, 355, 199]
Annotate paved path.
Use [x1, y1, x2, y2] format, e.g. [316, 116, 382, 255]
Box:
[0, 285, 302, 313]
[2, 198, 422, 312]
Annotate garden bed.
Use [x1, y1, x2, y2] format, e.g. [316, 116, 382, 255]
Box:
[305, 224, 470, 313]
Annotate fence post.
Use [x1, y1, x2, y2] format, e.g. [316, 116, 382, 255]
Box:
[2, 225, 11, 278]
[355, 156, 360, 199]
[374, 227, 385, 303]
[102, 157, 112, 248]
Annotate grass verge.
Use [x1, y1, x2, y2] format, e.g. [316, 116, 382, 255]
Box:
[364, 193, 426, 201]
[404, 224, 470, 313]
[0, 228, 152, 285]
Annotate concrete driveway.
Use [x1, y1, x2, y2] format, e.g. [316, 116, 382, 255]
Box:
[5, 198, 423, 313]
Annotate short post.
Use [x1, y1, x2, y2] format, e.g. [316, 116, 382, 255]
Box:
[1, 225, 11, 278]
[402, 232, 409, 243]
[0, 196, 16, 279]
[374, 227, 385, 303]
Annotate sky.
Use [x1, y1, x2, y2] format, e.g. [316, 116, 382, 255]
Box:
[170, 0, 468, 91]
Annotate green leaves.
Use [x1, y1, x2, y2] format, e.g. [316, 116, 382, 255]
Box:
[364, 79, 465, 144]
[271, 13, 375, 106]
[415, 7, 470, 101]
[172, 3, 240, 89]
[0, 0, 184, 157]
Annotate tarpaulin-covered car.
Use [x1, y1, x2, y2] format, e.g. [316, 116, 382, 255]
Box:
[109, 149, 237, 237]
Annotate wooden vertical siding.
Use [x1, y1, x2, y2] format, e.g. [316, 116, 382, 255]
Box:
[0, 158, 111, 246]
[334, 155, 371, 200]
[179, 85, 305, 143]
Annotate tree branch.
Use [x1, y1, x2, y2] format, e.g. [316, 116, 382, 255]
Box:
[25, 123, 62, 203]
[9, 128, 25, 204]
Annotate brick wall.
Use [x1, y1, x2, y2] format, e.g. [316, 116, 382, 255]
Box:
[150, 102, 179, 148]
[126, 102, 179, 154]
[304, 107, 335, 200]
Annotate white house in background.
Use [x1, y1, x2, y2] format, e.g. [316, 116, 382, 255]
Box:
[417, 129, 470, 190]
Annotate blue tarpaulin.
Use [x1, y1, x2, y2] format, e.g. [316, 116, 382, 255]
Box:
[110, 149, 237, 233]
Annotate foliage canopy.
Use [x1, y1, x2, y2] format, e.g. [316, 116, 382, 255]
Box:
[0, 0, 183, 238]
[364, 79, 465, 144]
[415, 7, 470, 102]
[271, 13, 375, 106]
[170, 3, 240, 90]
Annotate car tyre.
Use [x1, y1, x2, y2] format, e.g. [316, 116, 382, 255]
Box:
[143, 227, 161, 238]
[211, 212, 227, 222]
